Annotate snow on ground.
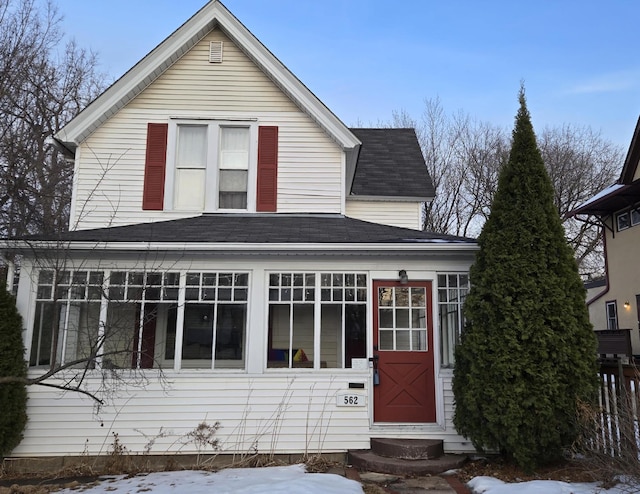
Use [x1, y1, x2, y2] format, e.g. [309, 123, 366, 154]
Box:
[52, 464, 640, 494]
[55, 464, 364, 494]
[469, 476, 635, 494]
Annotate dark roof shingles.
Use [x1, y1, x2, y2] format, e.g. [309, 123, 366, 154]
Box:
[349, 128, 434, 199]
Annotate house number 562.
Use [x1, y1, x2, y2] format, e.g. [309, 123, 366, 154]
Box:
[336, 393, 365, 407]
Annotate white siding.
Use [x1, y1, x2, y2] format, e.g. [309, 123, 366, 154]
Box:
[345, 200, 422, 230]
[14, 375, 371, 456]
[14, 372, 474, 457]
[72, 29, 343, 230]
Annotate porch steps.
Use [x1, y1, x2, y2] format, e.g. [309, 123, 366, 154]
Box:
[348, 438, 466, 476]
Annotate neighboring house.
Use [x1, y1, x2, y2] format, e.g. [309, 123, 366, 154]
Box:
[1, 1, 478, 459]
[569, 117, 640, 356]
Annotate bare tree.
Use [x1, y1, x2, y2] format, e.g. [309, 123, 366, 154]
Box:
[0, 0, 104, 239]
[538, 125, 622, 278]
[392, 99, 508, 237]
[0, 240, 179, 406]
[392, 99, 622, 277]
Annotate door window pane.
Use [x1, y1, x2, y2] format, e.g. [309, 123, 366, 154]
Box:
[396, 330, 410, 350]
[396, 308, 410, 328]
[379, 330, 393, 350]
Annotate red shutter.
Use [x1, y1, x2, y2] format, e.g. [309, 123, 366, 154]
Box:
[142, 123, 168, 210]
[256, 126, 278, 212]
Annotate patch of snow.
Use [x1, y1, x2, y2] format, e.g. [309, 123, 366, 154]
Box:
[56, 464, 364, 494]
[574, 184, 623, 210]
[468, 475, 634, 494]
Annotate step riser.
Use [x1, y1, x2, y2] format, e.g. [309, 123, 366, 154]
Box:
[370, 438, 444, 460]
[348, 450, 466, 476]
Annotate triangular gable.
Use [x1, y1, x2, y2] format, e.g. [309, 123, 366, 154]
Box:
[54, 0, 360, 154]
[620, 115, 640, 184]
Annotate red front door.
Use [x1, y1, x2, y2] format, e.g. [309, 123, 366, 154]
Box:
[373, 280, 436, 423]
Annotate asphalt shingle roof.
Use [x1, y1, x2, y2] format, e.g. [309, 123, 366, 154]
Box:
[25, 214, 474, 244]
[349, 128, 434, 199]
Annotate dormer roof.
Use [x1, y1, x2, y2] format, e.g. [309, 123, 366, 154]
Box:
[349, 128, 434, 201]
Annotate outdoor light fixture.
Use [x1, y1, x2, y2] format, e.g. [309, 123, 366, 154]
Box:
[624, 301, 631, 309]
[398, 270, 409, 284]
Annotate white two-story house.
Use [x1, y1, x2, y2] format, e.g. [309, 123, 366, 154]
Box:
[3, 0, 478, 460]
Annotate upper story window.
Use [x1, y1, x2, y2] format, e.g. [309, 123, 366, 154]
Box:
[617, 211, 630, 231]
[142, 122, 278, 213]
[167, 121, 256, 212]
[632, 208, 640, 226]
[616, 206, 640, 232]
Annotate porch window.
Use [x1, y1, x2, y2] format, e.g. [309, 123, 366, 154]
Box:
[606, 301, 618, 330]
[104, 271, 180, 369]
[177, 272, 248, 369]
[438, 273, 469, 368]
[29, 269, 247, 371]
[30, 270, 103, 367]
[267, 272, 367, 369]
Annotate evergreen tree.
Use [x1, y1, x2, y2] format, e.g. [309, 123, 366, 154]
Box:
[452, 88, 598, 471]
[0, 287, 28, 458]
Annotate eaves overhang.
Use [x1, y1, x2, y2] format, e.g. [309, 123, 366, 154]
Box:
[567, 181, 640, 218]
[2, 240, 478, 256]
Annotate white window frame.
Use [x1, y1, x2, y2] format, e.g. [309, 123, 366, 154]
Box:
[29, 269, 249, 372]
[164, 119, 258, 212]
[605, 301, 618, 330]
[437, 272, 470, 368]
[616, 211, 630, 231]
[266, 272, 368, 370]
[631, 208, 640, 227]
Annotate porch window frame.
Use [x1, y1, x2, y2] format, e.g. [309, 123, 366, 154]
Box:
[28, 268, 250, 372]
[437, 272, 470, 369]
[266, 271, 368, 370]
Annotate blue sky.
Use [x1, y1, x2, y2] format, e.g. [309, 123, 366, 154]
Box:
[56, 0, 640, 148]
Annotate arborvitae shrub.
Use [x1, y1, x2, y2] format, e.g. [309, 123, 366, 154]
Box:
[0, 287, 28, 458]
[452, 89, 598, 471]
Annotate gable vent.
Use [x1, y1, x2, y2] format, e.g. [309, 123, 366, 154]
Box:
[209, 41, 223, 63]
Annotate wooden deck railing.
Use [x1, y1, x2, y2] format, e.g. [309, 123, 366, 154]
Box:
[594, 362, 640, 458]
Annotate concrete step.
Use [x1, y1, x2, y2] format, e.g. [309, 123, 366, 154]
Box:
[348, 449, 467, 476]
[371, 437, 444, 460]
